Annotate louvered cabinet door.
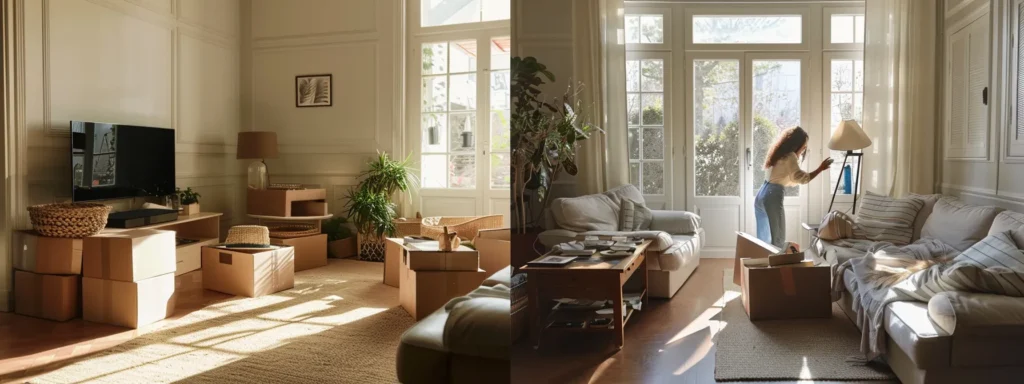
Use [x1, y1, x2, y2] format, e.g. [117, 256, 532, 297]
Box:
[945, 10, 990, 160]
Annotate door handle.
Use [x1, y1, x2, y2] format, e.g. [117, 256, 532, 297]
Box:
[983, 86, 988, 105]
[745, 147, 752, 170]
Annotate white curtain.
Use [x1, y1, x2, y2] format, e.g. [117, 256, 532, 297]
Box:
[861, 0, 937, 197]
[571, 0, 628, 196]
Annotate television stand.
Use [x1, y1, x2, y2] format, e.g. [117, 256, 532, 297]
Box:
[101, 212, 222, 276]
[107, 208, 179, 228]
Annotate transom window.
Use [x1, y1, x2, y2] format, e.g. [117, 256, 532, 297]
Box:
[692, 15, 802, 44]
[421, 0, 510, 27]
[830, 14, 865, 44]
[626, 14, 664, 44]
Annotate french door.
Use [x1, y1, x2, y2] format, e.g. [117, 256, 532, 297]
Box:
[686, 53, 809, 256]
[409, 31, 511, 223]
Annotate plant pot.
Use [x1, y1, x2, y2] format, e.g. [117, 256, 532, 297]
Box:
[328, 237, 357, 258]
[357, 233, 386, 262]
[181, 203, 200, 215]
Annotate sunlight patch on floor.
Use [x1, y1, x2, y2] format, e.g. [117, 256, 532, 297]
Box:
[258, 295, 344, 321]
[310, 307, 389, 327]
[586, 357, 617, 384]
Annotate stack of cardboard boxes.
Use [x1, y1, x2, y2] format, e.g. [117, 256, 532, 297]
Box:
[388, 239, 488, 320]
[81, 229, 178, 328]
[248, 188, 328, 272]
[12, 231, 84, 321]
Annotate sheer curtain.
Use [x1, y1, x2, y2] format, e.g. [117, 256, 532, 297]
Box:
[861, 0, 937, 197]
[571, 0, 628, 196]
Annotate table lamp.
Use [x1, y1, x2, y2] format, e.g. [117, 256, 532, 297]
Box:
[827, 120, 872, 214]
[237, 131, 279, 190]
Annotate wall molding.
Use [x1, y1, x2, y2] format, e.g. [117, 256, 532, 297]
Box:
[174, 0, 239, 39]
[252, 32, 380, 51]
[940, 182, 998, 196]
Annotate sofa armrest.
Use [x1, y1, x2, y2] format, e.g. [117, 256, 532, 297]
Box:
[928, 292, 1024, 336]
[650, 210, 701, 235]
[537, 229, 578, 249]
[443, 297, 510, 360]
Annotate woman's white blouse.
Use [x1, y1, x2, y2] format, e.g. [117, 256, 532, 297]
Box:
[765, 152, 813, 187]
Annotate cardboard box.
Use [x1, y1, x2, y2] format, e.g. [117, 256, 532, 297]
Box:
[733, 232, 778, 286]
[399, 253, 487, 320]
[741, 259, 831, 321]
[328, 237, 356, 258]
[201, 246, 295, 297]
[14, 270, 80, 321]
[13, 230, 83, 275]
[384, 238, 404, 287]
[292, 201, 327, 216]
[473, 228, 511, 275]
[83, 229, 177, 282]
[83, 273, 176, 328]
[176, 243, 202, 276]
[271, 234, 327, 272]
[402, 241, 479, 271]
[246, 188, 327, 217]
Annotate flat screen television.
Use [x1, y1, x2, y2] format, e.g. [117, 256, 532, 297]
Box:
[71, 121, 175, 202]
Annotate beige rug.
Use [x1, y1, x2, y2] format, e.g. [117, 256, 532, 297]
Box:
[715, 270, 895, 381]
[23, 259, 413, 384]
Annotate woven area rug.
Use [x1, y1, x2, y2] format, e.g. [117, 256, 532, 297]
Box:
[23, 259, 413, 383]
[715, 269, 895, 381]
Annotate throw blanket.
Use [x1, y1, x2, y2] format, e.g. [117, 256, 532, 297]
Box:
[832, 232, 1024, 360]
[829, 238, 960, 360]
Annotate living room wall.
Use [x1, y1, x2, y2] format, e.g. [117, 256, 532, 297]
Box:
[940, 0, 1024, 213]
[2, 0, 246, 311]
[242, 0, 404, 216]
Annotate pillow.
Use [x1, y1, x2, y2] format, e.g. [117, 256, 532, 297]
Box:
[551, 194, 619, 232]
[953, 231, 1024, 272]
[818, 210, 856, 241]
[921, 198, 1003, 251]
[854, 191, 924, 245]
[988, 210, 1024, 250]
[909, 193, 941, 241]
[619, 200, 635, 231]
[858, 191, 925, 227]
[631, 200, 653, 230]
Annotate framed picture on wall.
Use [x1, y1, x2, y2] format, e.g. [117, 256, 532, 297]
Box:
[295, 74, 332, 107]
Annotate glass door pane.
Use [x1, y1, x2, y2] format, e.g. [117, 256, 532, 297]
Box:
[694, 60, 741, 196]
[828, 58, 864, 195]
[751, 60, 801, 196]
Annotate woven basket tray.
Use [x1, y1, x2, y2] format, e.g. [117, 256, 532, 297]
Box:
[267, 223, 319, 239]
[28, 203, 111, 238]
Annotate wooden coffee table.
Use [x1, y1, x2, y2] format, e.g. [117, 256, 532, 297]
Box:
[522, 239, 652, 349]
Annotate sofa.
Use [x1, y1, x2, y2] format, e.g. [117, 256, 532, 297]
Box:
[818, 194, 1024, 384]
[396, 267, 511, 384]
[537, 184, 702, 298]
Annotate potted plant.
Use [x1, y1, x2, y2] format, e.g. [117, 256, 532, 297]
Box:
[345, 152, 418, 261]
[322, 216, 356, 258]
[511, 56, 600, 234]
[176, 187, 201, 215]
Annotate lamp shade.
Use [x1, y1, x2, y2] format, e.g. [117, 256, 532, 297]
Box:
[237, 131, 279, 159]
[828, 120, 872, 151]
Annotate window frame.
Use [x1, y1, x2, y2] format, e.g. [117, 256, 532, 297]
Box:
[823, 7, 866, 51]
[684, 6, 811, 52]
[625, 6, 673, 52]
[626, 51, 672, 200]
[822, 51, 865, 200]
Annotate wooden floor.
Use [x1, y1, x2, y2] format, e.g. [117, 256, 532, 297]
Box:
[511, 259, 899, 384]
[0, 271, 233, 382]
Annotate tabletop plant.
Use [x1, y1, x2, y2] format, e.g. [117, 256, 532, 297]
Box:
[176, 187, 201, 205]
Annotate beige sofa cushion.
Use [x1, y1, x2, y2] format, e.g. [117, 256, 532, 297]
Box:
[551, 184, 644, 232]
[909, 193, 941, 242]
[928, 292, 1024, 368]
[854, 191, 923, 245]
[921, 198, 1003, 251]
[988, 210, 1024, 249]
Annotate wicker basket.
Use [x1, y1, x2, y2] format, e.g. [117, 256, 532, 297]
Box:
[394, 218, 422, 237]
[420, 215, 504, 241]
[28, 203, 111, 238]
[266, 223, 319, 239]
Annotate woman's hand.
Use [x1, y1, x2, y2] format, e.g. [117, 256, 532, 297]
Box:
[817, 158, 834, 172]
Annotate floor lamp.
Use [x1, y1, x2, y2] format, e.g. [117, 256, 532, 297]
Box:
[827, 120, 872, 215]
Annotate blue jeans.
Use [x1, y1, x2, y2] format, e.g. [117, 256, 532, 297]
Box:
[754, 181, 785, 248]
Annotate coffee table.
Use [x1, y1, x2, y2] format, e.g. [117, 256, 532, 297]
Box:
[522, 239, 652, 349]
